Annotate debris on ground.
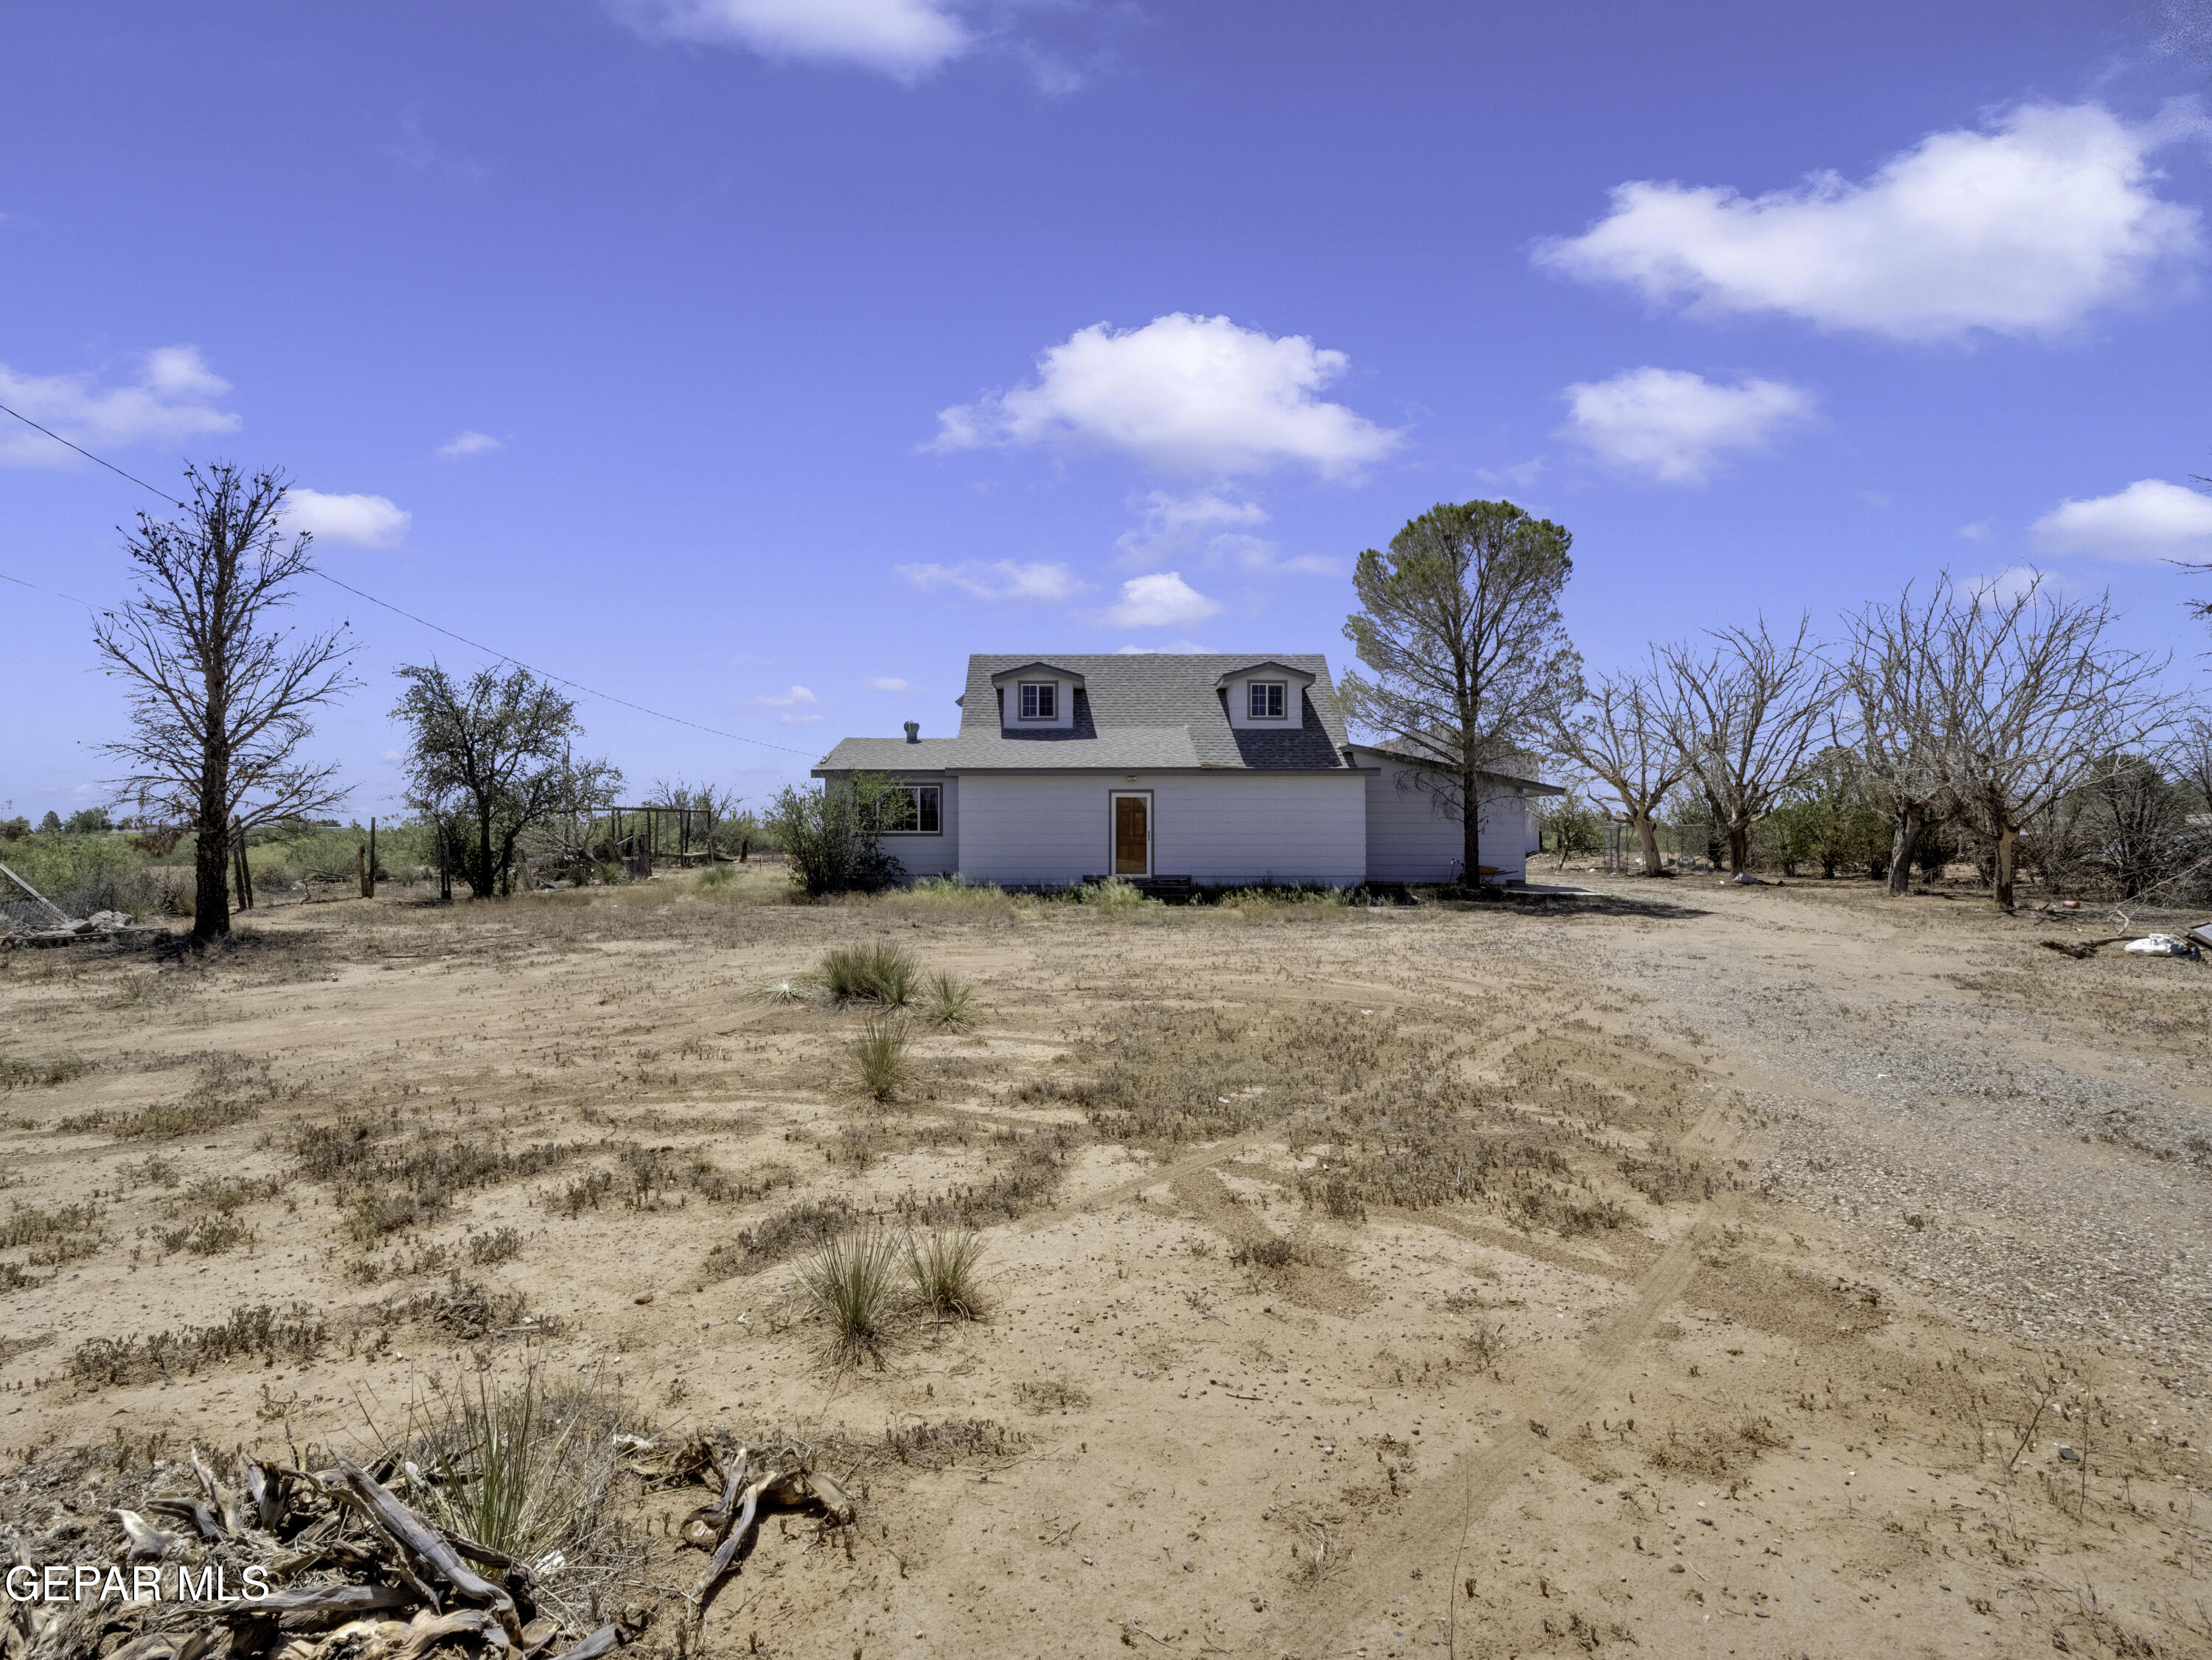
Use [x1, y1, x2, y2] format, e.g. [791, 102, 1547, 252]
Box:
[2121, 932, 2201, 958]
[0, 1429, 855, 1659]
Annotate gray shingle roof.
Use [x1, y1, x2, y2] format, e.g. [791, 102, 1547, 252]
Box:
[815, 654, 1360, 774]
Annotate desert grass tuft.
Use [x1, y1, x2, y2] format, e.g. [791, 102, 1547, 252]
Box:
[753, 977, 814, 1005]
[907, 1227, 986, 1319]
[378, 1361, 633, 1564]
[923, 972, 973, 1030]
[849, 1012, 912, 1103]
[822, 941, 917, 1005]
[799, 1224, 904, 1365]
[1075, 877, 1152, 916]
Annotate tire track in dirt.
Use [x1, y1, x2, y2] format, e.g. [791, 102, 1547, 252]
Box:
[1269, 1094, 1746, 1659]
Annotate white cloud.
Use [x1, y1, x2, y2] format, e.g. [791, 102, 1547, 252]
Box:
[1113, 640, 1211, 654]
[779, 711, 825, 725]
[1958, 520, 1993, 541]
[2030, 478, 2212, 560]
[0, 345, 239, 466]
[895, 559, 1085, 601]
[756, 684, 818, 706]
[1103, 571, 1222, 629]
[1559, 368, 1815, 483]
[437, 430, 503, 459]
[865, 676, 910, 691]
[1535, 102, 2204, 341]
[285, 488, 411, 548]
[608, 0, 967, 80]
[930, 313, 1401, 478]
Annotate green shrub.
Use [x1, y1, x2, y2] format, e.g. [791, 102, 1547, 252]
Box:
[765, 774, 905, 896]
[823, 942, 917, 1005]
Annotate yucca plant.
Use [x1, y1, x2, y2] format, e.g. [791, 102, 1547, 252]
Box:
[850, 1012, 911, 1102]
[908, 1227, 986, 1320]
[799, 1224, 904, 1364]
[821, 942, 918, 1005]
[924, 972, 973, 1030]
[381, 1361, 630, 1566]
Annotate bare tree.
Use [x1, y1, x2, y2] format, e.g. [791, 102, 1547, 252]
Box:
[92, 464, 355, 942]
[1341, 500, 1581, 884]
[1651, 616, 1832, 874]
[2172, 710, 2212, 812]
[1841, 580, 1955, 896]
[392, 663, 621, 898]
[1927, 573, 2168, 910]
[1550, 669, 1687, 875]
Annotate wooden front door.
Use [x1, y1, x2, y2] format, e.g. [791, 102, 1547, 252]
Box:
[1112, 794, 1150, 876]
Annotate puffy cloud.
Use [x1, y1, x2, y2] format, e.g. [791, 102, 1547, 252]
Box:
[1103, 571, 1222, 629]
[865, 676, 910, 691]
[1958, 520, 1993, 542]
[285, 489, 411, 548]
[1535, 103, 2203, 341]
[930, 313, 1401, 478]
[895, 559, 1085, 601]
[608, 0, 967, 80]
[437, 430, 503, 459]
[2030, 478, 2212, 560]
[1559, 367, 1815, 483]
[0, 345, 239, 466]
[756, 684, 818, 706]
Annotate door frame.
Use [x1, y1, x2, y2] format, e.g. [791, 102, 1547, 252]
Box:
[1108, 789, 1152, 879]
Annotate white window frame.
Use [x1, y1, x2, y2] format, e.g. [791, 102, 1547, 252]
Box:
[1248, 680, 1287, 720]
[883, 784, 942, 835]
[1018, 681, 1057, 721]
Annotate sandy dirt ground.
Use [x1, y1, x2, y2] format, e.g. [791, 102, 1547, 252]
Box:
[2, 868, 2208, 1660]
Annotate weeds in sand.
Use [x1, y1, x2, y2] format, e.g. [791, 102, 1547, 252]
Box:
[153, 1213, 254, 1257]
[703, 1198, 858, 1280]
[850, 1013, 912, 1102]
[2, 1202, 105, 1266]
[823, 942, 917, 1005]
[924, 972, 973, 1030]
[0, 1053, 96, 1091]
[908, 1228, 986, 1319]
[380, 1361, 633, 1563]
[892, 1126, 1071, 1229]
[754, 977, 813, 1005]
[68, 1301, 329, 1387]
[467, 1226, 524, 1266]
[1015, 1378, 1091, 1413]
[800, 1224, 903, 1365]
[884, 1418, 1029, 1469]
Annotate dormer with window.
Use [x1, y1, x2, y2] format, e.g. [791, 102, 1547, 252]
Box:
[989, 660, 1084, 731]
[1218, 660, 1315, 730]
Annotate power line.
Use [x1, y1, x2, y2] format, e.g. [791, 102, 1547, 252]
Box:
[0, 398, 818, 760]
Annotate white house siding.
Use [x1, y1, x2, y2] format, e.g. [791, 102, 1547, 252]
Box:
[953, 773, 1367, 888]
[879, 775, 959, 879]
[1359, 753, 1531, 884]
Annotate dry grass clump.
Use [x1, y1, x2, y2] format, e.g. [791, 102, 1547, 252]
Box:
[1644, 1415, 1790, 1478]
[908, 1227, 986, 1319]
[882, 877, 1021, 921]
[823, 941, 917, 1005]
[703, 1197, 858, 1280]
[1074, 878, 1153, 916]
[799, 1224, 904, 1365]
[1295, 1120, 1568, 1221]
[1618, 1154, 1711, 1205]
[849, 1012, 912, 1103]
[378, 1361, 636, 1566]
[68, 1301, 330, 1387]
[290, 1112, 592, 1242]
[1015, 1378, 1092, 1413]
[152, 1212, 254, 1257]
[619, 1144, 737, 1208]
[924, 972, 973, 1030]
[467, 1224, 524, 1266]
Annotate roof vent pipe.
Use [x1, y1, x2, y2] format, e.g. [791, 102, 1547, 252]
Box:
[903, 721, 920, 744]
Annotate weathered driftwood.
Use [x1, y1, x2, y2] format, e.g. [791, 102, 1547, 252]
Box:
[202, 1583, 414, 1622]
[546, 1625, 621, 1660]
[333, 1457, 522, 1642]
[113, 1509, 179, 1563]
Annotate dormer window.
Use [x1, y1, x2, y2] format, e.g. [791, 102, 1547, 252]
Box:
[1248, 681, 1287, 720]
[1018, 682, 1057, 720]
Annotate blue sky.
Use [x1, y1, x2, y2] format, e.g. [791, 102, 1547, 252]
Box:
[5, 0, 2211, 819]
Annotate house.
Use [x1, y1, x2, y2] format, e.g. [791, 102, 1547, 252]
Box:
[813, 654, 1562, 890]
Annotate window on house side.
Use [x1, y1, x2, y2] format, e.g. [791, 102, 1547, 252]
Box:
[1019, 682, 1057, 720]
[885, 784, 940, 834]
[1248, 682, 1286, 719]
